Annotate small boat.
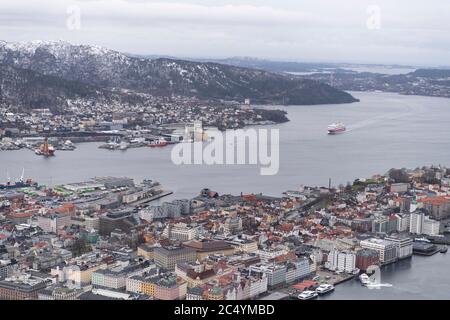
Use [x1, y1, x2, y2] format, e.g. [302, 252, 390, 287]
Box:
[359, 273, 370, 286]
[298, 290, 318, 300]
[414, 237, 432, 243]
[440, 246, 448, 253]
[315, 284, 335, 295]
[119, 142, 129, 150]
[328, 123, 346, 134]
[58, 140, 76, 151]
[148, 138, 168, 148]
[352, 268, 361, 275]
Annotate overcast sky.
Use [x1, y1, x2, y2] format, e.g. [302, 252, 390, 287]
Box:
[1, 0, 449, 66]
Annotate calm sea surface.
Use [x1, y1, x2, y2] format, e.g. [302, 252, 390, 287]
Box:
[2, 91, 450, 299]
[2, 91, 449, 199]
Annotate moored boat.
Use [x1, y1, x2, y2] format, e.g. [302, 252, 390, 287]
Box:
[298, 290, 318, 300]
[149, 138, 168, 148]
[0, 169, 36, 189]
[359, 273, 370, 286]
[315, 284, 335, 295]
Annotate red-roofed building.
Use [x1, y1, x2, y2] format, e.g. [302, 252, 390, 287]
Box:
[419, 196, 450, 220]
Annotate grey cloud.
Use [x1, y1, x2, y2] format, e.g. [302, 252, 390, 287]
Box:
[0, 0, 449, 66]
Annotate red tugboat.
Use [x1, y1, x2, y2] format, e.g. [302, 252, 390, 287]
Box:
[148, 138, 168, 148]
[35, 137, 55, 156]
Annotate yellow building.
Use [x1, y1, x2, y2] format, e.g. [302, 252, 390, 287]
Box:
[183, 240, 235, 261]
[137, 244, 155, 260]
[141, 281, 155, 297]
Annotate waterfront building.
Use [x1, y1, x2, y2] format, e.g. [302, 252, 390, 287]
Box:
[93, 177, 135, 189]
[410, 211, 424, 234]
[385, 234, 413, 259]
[360, 238, 397, 265]
[409, 211, 440, 236]
[355, 249, 379, 271]
[422, 217, 441, 236]
[285, 258, 311, 283]
[249, 264, 286, 289]
[326, 249, 356, 273]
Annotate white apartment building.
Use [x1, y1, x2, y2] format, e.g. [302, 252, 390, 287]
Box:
[326, 249, 356, 273]
[163, 223, 198, 241]
[423, 217, 440, 236]
[410, 211, 440, 236]
[410, 211, 424, 234]
[385, 235, 413, 259]
[286, 258, 311, 284]
[256, 248, 287, 261]
[396, 213, 410, 232]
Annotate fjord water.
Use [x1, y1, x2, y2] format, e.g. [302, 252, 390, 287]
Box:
[320, 253, 450, 300]
[2, 91, 450, 299]
[2, 91, 449, 199]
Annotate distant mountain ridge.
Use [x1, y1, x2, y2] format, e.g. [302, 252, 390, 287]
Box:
[0, 40, 358, 111]
[0, 64, 143, 113]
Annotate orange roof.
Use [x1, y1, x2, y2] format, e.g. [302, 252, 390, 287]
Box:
[292, 280, 318, 291]
[56, 203, 75, 214]
[8, 212, 33, 218]
[419, 196, 450, 205]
